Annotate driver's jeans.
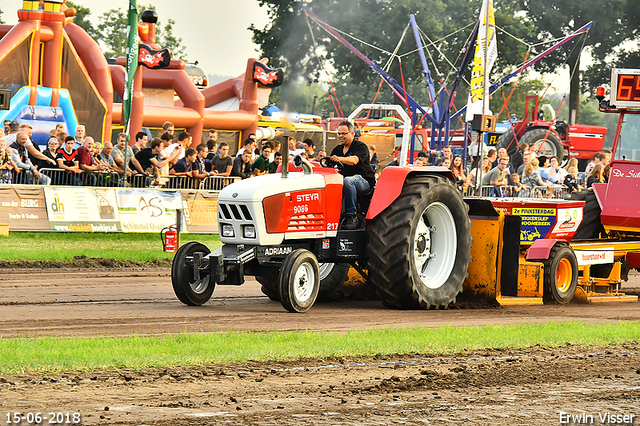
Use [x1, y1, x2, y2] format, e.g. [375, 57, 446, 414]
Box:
[343, 174, 370, 216]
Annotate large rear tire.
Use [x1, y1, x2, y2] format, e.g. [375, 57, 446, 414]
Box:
[542, 245, 578, 304]
[171, 242, 214, 306]
[278, 249, 320, 313]
[368, 175, 472, 309]
[521, 128, 564, 161]
[496, 128, 519, 157]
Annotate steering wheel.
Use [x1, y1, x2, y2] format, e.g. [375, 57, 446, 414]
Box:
[319, 156, 344, 172]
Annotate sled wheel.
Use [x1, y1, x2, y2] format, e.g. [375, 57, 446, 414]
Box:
[368, 175, 472, 309]
[521, 128, 565, 162]
[543, 245, 578, 304]
[278, 249, 320, 313]
[171, 242, 213, 306]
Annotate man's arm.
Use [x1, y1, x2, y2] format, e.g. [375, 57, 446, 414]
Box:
[26, 144, 56, 166]
[57, 158, 81, 173]
[12, 148, 32, 171]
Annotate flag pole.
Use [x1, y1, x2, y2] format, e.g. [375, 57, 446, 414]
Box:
[121, 0, 138, 186]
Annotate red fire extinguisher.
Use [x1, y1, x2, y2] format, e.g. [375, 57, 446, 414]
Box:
[161, 225, 178, 253]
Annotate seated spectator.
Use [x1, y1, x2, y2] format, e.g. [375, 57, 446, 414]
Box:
[252, 142, 273, 176]
[11, 132, 51, 185]
[508, 173, 526, 197]
[268, 151, 282, 173]
[482, 157, 509, 196]
[564, 166, 580, 193]
[56, 136, 82, 185]
[586, 163, 605, 188]
[0, 138, 17, 184]
[210, 142, 233, 176]
[231, 149, 253, 179]
[135, 138, 173, 177]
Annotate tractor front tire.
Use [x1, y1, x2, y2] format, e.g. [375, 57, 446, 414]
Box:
[278, 249, 320, 313]
[368, 175, 472, 309]
[542, 244, 578, 304]
[256, 273, 280, 301]
[171, 242, 214, 306]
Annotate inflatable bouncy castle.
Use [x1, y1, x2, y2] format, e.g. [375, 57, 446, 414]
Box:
[0, 0, 283, 148]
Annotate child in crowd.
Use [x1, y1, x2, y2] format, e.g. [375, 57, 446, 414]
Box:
[508, 173, 526, 197]
[564, 166, 580, 193]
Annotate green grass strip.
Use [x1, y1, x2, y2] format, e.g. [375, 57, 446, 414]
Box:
[0, 232, 221, 262]
[1, 321, 639, 375]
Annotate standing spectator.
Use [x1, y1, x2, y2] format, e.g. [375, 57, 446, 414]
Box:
[496, 148, 516, 175]
[98, 142, 119, 172]
[135, 138, 173, 177]
[54, 123, 65, 135]
[11, 132, 51, 185]
[239, 138, 256, 161]
[231, 149, 253, 179]
[5, 122, 56, 168]
[517, 151, 531, 175]
[207, 129, 218, 146]
[511, 142, 528, 171]
[537, 156, 560, 185]
[369, 145, 379, 171]
[166, 131, 191, 161]
[170, 147, 197, 176]
[468, 156, 492, 192]
[508, 173, 527, 196]
[521, 158, 549, 195]
[73, 125, 86, 149]
[268, 151, 282, 173]
[433, 145, 452, 166]
[77, 136, 108, 185]
[210, 142, 233, 176]
[450, 155, 469, 189]
[252, 142, 273, 176]
[132, 131, 148, 154]
[3, 121, 19, 145]
[0, 138, 17, 184]
[3, 120, 10, 135]
[583, 152, 604, 185]
[56, 136, 82, 185]
[287, 136, 304, 156]
[302, 139, 317, 159]
[586, 163, 605, 188]
[602, 149, 612, 166]
[160, 121, 175, 138]
[112, 132, 147, 176]
[482, 157, 509, 196]
[192, 144, 211, 180]
[42, 136, 60, 166]
[486, 148, 498, 167]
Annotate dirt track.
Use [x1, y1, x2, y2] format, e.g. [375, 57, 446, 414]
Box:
[1, 268, 640, 425]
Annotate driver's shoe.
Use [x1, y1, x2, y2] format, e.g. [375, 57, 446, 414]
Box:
[341, 214, 358, 230]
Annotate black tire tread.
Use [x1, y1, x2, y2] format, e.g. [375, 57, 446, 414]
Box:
[570, 189, 604, 240]
[542, 244, 578, 304]
[520, 128, 564, 162]
[367, 175, 472, 309]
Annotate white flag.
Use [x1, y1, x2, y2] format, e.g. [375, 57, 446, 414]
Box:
[466, 0, 497, 122]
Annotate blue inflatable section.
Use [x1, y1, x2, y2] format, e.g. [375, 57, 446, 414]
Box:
[0, 86, 79, 149]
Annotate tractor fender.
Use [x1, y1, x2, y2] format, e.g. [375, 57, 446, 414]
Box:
[526, 239, 569, 261]
[366, 166, 456, 220]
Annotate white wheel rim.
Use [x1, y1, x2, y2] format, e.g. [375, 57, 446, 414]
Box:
[413, 202, 457, 290]
[190, 276, 210, 294]
[293, 261, 316, 302]
[534, 140, 556, 157]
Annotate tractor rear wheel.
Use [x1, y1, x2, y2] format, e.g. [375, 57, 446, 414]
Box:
[171, 242, 214, 306]
[368, 175, 472, 309]
[542, 244, 578, 304]
[570, 189, 604, 239]
[521, 128, 564, 161]
[496, 128, 519, 157]
[278, 249, 320, 313]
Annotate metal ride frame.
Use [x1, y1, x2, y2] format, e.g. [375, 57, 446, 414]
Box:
[302, 6, 593, 160]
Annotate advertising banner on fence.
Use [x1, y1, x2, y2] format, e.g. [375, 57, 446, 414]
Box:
[181, 190, 218, 233]
[0, 186, 49, 230]
[44, 187, 121, 232]
[116, 189, 182, 232]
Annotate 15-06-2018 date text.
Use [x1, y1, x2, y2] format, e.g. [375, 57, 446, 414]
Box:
[5, 412, 81, 424]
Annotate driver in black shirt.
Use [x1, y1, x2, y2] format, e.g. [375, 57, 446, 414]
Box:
[329, 120, 376, 229]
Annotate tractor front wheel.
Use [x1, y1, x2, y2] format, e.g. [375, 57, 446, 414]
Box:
[171, 242, 214, 306]
[278, 249, 320, 313]
[542, 244, 578, 304]
[368, 175, 472, 309]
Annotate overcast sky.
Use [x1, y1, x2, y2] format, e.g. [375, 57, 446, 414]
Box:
[3, 0, 270, 79]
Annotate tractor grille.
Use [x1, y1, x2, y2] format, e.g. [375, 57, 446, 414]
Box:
[287, 213, 325, 231]
[218, 203, 253, 221]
